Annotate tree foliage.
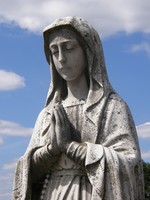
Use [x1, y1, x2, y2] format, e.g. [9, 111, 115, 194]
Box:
[143, 161, 150, 199]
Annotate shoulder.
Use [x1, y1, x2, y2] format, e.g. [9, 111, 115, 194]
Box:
[108, 93, 128, 107]
[100, 93, 135, 130]
[109, 93, 125, 103]
[106, 93, 131, 114]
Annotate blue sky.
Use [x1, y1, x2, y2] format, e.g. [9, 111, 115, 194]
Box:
[0, 0, 150, 199]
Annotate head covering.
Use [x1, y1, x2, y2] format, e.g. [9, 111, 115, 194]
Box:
[43, 16, 114, 112]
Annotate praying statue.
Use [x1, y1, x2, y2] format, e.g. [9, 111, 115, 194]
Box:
[13, 16, 144, 200]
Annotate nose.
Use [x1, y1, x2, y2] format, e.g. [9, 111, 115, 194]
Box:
[58, 48, 65, 63]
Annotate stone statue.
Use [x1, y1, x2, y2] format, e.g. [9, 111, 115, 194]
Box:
[13, 16, 144, 200]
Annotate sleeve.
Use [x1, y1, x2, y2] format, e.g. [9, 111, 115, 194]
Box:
[28, 109, 60, 181]
[66, 141, 87, 165]
[25, 108, 46, 152]
[13, 108, 59, 199]
[31, 144, 60, 181]
[85, 95, 144, 200]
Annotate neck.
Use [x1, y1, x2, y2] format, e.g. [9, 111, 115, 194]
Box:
[66, 74, 88, 101]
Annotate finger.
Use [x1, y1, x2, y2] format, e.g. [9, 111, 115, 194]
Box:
[50, 119, 55, 141]
[50, 118, 59, 149]
[58, 105, 70, 129]
[59, 104, 68, 119]
[56, 107, 66, 125]
[55, 105, 69, 127]
[53, 109, 62, 147]
[53, 109, 62, 127]
[51, 111, 55, 122]
[50, 112, 55, 131]
[51, 130, 57, 146]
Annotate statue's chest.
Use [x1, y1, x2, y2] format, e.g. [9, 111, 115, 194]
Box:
[64, 104, 99, 144]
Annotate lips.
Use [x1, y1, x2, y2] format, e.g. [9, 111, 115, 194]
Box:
[60, 67, 70, 72]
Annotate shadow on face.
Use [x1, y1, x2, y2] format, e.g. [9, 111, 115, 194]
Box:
[48, 27, 90, 99]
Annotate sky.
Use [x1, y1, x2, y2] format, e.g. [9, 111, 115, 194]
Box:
[0, 0, 150, 199]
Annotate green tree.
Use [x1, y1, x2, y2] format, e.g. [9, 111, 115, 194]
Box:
[143, 161, 150, 199]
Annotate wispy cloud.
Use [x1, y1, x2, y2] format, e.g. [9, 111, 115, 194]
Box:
[0, 120, 33, 136]
[0, 119, 33, 145]
[0, 137, 3, 145]
[0, 0, 150, 37]
[0, 69, 25, 91]
[0, 160, 17, 200]
[141, 151, 150, 160]
[129, 42, 150, 57]
[2, 160, 17, 171]
[136, 122, 150, 139]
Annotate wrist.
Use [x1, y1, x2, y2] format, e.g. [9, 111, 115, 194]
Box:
[66, 141, 87, 165]
[64, 142, 72, 153]
[47, 144, 60, 156]
[66, 141, 80, 155]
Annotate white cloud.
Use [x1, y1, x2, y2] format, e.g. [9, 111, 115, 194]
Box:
[2, 160, 17, 171]
[129, 42, 150, 57]
[0, 119, 33, 145]
[0, 69, 25, 91]
[0, 120, 33, 136]
[141, 151, 150, 160]
[0, 137, 3, 145]
[0, 0, 150, 37]
[136, 122, 150, 139]
[0, 160, 17, 200]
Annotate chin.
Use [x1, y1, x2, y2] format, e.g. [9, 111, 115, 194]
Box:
[62, 75, 76, 82]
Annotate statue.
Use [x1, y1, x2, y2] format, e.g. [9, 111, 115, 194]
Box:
[13, 16, 144, 200]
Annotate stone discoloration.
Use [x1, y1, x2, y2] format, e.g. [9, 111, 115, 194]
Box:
[13, 16, 144, 200]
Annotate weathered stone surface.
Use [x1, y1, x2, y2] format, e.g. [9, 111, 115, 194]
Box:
[13, 16, 144, 200]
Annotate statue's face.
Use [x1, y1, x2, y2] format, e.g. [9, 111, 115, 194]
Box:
[49, 35, 86, 82]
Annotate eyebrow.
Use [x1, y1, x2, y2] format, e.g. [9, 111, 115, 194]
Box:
[49, 39, 77, 48]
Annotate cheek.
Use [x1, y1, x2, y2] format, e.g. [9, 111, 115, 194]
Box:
[75, 51, 86, 70]
[52, 57, 59, 70]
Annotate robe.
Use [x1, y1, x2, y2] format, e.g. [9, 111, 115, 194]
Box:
[13, 93, 144, 200]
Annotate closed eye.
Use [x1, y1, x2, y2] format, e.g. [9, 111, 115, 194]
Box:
[49, 45, 58, 54]
[65, 43, 74, 50]
[64, 41, 78, 51]
[51, 49, 58, 54]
